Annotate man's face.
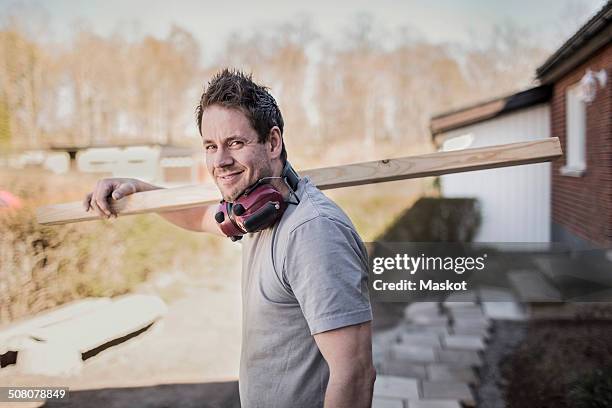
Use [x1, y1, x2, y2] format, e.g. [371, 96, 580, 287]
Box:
[201, 105, 273, 202]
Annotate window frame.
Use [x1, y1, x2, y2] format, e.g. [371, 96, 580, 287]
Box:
[560, 83, 587, 177]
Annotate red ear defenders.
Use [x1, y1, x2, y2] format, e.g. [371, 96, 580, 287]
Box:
[214, 162, 300, 241]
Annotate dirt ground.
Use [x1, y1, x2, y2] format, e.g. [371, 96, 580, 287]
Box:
[474, 320, 528, 408]
[0, 250, 243, 408]
[501, 316, 612, 408]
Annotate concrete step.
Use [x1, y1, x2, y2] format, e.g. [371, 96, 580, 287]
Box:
[390, 344, 438, 364]
[404, 302, 448, 326]
[442, 334, 485, 351]
[437, 349, 482, 367]
[374, 375, 420, 400]
[421, 381, 474, 406]
[446, 307, 485, 320]
[507, 270, 562, 302]
[409, 315, 449, 326]
[379, 360, 428, 379]
[404, 302, 441, 319]
[27, 295, 166, 352]
[442, 301, 478, 309]
[427, 363, 478, 384]
[482, 301, 526, 320]
[478, 286, 517, 303]
[373, 397, 404, 408]
[403, 324, 451, 336]
[407, 400, 462, 408]
[15, 294, 167, 376]
[442, 291, 478, 304]
[452, 316, 491, 332]
[0, 298, 112, 355]
[534, 254, 612, 289]
[398, 332, 442, 347]
[373, 327, 404, 346]
[451, 325, 490, 340]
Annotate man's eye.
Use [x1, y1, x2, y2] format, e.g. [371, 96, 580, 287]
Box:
[205, 145, 216, 151]
[229, 141, 243, 148]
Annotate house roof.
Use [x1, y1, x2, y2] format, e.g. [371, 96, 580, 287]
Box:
[430, 85, 552, 138]
[536, 2, 612, 83]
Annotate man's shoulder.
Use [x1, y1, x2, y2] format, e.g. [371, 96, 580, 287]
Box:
[281, 177, 356, 235]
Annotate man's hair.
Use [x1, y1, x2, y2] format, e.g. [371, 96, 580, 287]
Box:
[196, 68, 287, 163]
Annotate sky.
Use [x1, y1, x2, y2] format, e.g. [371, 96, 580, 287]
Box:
[0, 0, 608, 63]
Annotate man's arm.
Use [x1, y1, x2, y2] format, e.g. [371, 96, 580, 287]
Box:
[134, 182, 222, 235]
[83, 178, 223, 235]
[313, 321, 376, 408]
[156, 204, 223, 235]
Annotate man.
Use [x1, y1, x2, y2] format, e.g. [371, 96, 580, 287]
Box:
[84, 69, 376, 408]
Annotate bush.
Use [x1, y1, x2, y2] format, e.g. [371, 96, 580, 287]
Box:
[569, 366, 612, 408]
[0, 207, 125, 322]
[376, 197, 481, 242]
[0, 168, 225, 324]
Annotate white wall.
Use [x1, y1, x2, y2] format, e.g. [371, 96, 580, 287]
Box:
[3, 151, 70, 174]
[76, 146, 160, 182]
[439, 104, 551, 242]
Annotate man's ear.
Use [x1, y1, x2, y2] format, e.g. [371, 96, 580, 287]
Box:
[268, 126, 283, 160]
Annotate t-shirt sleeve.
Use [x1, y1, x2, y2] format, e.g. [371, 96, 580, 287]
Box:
[284, 216, 373, 335]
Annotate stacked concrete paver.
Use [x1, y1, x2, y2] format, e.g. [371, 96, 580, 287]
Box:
[372, 292, 525, 408]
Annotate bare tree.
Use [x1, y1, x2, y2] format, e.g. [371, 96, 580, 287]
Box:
[0, 21, 53, 148]
[0, 9, 561, 161]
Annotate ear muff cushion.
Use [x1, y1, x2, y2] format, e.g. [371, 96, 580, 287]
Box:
[242, 202, 281, 232]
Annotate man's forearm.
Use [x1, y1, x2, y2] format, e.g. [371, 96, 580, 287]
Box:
[324, 370, 375, 408]
[135, 181, 206, 232]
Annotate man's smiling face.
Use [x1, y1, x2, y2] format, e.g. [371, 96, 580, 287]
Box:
[201, 104, 274, 202]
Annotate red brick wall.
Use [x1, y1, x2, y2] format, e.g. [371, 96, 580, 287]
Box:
[550, 42, 612, 247]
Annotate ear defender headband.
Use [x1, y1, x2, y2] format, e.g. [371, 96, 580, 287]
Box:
[214, 161, 300, 241]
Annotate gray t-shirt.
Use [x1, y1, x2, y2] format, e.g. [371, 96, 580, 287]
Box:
[239, 176, 373, 408]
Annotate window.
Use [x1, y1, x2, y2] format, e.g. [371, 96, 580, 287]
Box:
[561, 84, 586, 176]
[441, 133, 474, 152]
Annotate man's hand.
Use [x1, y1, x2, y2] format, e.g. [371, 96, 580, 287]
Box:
[313, 321, 376, 408]
[83, 178, 151, 219]
[83, 177, 222, 235]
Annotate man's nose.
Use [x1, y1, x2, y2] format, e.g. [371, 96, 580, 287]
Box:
[213, 147, 234, 169]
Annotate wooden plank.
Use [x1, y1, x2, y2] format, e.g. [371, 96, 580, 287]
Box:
[36, 138, 562, 225]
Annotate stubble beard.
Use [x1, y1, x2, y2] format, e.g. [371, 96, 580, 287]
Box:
[221, 161, 273, 202]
